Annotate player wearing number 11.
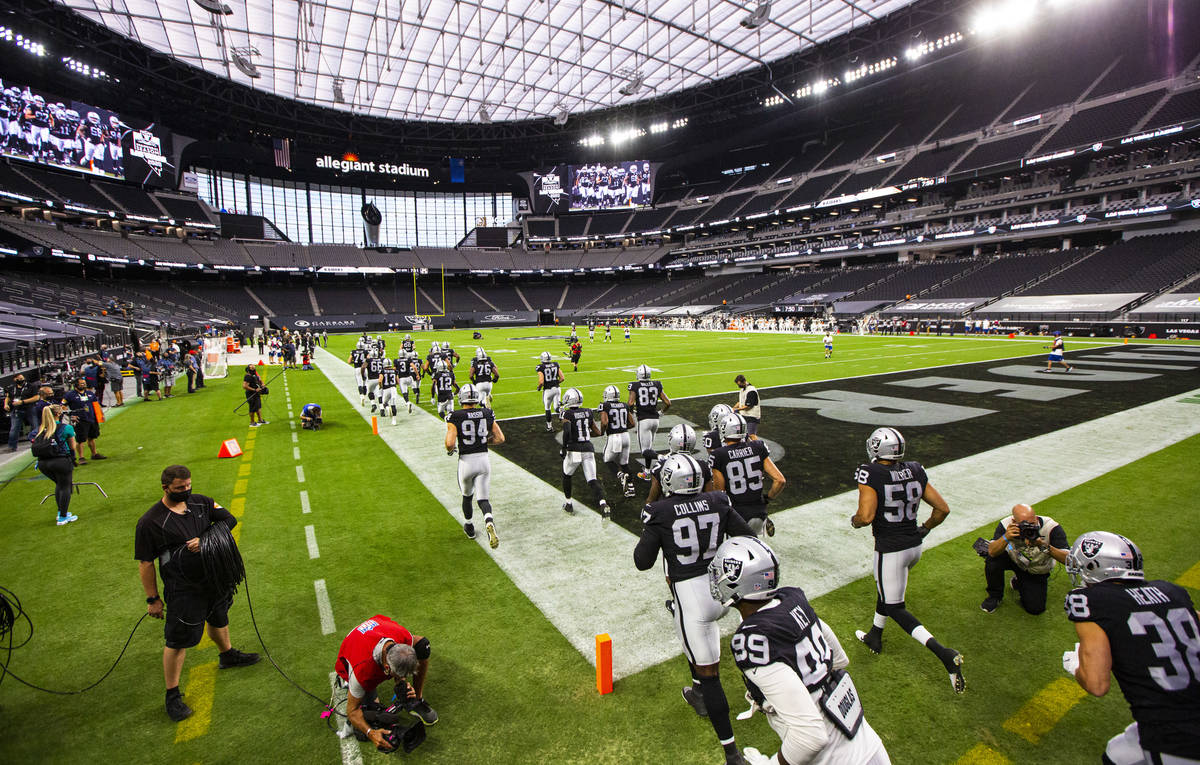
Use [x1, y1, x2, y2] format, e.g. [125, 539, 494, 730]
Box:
[850, 427, 965, 693]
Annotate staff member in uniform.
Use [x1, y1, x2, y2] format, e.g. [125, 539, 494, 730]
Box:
[64, 377, 106, 463]
[5, 371, 38, 451]
[135, 465, 260, 722]
[980, 503, 1070, 614]
[732, 374, 761, 436]
[243, 365, 268, 427]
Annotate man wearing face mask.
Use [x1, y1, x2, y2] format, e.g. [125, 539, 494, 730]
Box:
[63, 377, 106, 463]
[135, 464, 260, 722]
[4, 372, 39, 452]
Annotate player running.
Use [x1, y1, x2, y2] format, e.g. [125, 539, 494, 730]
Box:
[628, 364, 670, 480]
[558, 387, 611, 521]
[646, 423, 712, 503]
[709, 413, 785, 536]
[634, 453, 755, 765]
[536, 351, 565, 433]
[850, 427, 964, 693]
[469, 347, 500, 409]
[823, 331, 834, 359]
[598, 385, 637, 499]
[446, 384, 505, 548]
[1041, 332, 1074, 373]
[430, 359, 458, 421]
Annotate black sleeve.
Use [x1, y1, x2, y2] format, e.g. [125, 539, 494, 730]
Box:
[725, 507, 755, 538]
[744, 390, 758, 407]
[992, 522, 1007, 541]
[1049, 525, 1069, 550]
[633, 522, 661, 571]
[211, 502, 238, 531]
[134, 518, 158, 562]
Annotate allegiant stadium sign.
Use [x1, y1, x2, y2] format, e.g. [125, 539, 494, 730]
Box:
[316, 154, 430, 178]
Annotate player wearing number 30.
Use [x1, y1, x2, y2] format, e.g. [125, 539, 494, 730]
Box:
[850, 427, 965, 694]
[1061, 531, 1200, 765]
[445, 384, 504, 549]
[708, 537, 890, 765]
[634, 453, 756, 765]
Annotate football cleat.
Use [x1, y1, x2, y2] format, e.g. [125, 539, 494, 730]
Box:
[464, 522, 475, 539]
[562, 501, 574, 515]
[391, 417, 396, 426]
[545, 422, 553, 432]
[947, 652, 966, 694]
[763, 518, 776, 537]
[681, 686, 708, 718]
[407, 401, 413, 414]
[855, 629, 882, 655]
[600, 500, 611, 524]
[486, 521, 499, 550]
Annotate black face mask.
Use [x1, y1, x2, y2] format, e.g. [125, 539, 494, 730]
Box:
[166, 489, 191, 504]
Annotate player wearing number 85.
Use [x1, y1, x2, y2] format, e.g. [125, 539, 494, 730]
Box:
[850, 427, 965, 694]
[445, 384, 505, 549]
[1061, 531, 1200, 765]
[634, 453, 756, 765]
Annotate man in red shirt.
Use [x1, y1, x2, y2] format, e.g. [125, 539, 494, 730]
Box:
[569, 340, 582, 371]
[334, 614, 436, 750]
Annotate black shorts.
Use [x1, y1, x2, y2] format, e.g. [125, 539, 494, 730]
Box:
[75, 420, 99, 441]
[246, 394, 261, 413]
[144, 379, 159, 392]
[163, 583, 232, 649]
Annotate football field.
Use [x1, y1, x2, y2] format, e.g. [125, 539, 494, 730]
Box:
[1, 328, 1198, 765]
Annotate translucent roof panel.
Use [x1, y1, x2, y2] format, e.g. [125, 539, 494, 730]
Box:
[59, 0, 919, 123]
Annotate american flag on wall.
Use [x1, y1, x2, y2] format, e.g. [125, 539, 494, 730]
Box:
[273, 138, 292, 170]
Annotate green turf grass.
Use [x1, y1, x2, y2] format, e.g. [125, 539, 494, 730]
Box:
[0, 336, 1196, 764]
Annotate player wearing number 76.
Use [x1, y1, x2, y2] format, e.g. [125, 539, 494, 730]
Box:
[1061, 531, 1200, 765]
[849, 427, 965, 694]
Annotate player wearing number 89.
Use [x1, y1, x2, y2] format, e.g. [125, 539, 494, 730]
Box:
[445, 385, 505, 549]
[1061, 532, 1200, 765]
[635, 453, 755, 765]
[628, 364, 671, 480]
[558, 388, 611, 521]
[710, 413, 785, 537]
[850, 427, 964, 693]
[708, 537, 891, 765]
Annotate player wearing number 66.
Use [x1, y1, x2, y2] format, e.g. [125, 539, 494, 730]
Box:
[708, 537, 890, 765]
[849, 427, 965, 694]
[445, 384, 505, 549]
[634, 453, 756, 765]
[1061, 532, 1200, 764]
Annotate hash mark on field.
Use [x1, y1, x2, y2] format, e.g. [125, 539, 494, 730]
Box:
[229, 498, 245, 518]
[293, 446, 301, 460]
[956, 744, 1012, 764]
[1177, 561, 1200, 590]
[296, 466, 305, 483]
[173, 661, 217, 743]
[233, 478, 248, 495]
[291, 432, 298, 443]
[1001, 677, 1088, 743]
[304, 524, 320, 559]
[314, 579, 336, 634]
[237, 463, 251, 477]
[300, 490, 311, 514]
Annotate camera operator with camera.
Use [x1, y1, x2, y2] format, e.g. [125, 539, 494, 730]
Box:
[980, 503, 1069, 615]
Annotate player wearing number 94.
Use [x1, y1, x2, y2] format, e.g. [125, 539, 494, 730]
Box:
[1061, 531, 1200, 765]
[445, 384, 505, 549]
[709, 537, 890, 765]
[849, 427, 965, 693]
[634, 453, 756, 765]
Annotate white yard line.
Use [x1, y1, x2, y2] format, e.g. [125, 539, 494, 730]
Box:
[314, 346, 1200, 678]
[294, 446, 302, 461]
[292, 432, 299, 443]
[305, 525, 320, 560]
[300, 489, 311, 514]
[328, 672, 365, 765]
[314, 579, 336, 635]
[296, 465, 306, 483]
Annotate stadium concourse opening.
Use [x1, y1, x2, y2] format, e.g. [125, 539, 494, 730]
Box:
[2, 0, 1200, 763]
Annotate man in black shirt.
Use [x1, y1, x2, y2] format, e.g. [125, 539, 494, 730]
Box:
[850, 426, 964, 693]
[242, 365, 267, 427]
[1062, 531, 1200, 764]
[634, 453, 754, 765]
[135, 465, 260, 722]
[445, 384, 505, 548]
[4, 372, 38, 451]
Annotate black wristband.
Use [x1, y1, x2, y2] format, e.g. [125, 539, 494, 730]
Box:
[146, 595, 160, 604]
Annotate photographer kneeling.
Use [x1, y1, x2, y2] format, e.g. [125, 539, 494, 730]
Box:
[981, 503, 1069, 615]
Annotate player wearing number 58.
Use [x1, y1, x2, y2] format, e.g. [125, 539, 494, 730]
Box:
[849, 427, 966, 694]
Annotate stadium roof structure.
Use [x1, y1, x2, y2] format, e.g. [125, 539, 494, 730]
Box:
[57, 0, 918, 124]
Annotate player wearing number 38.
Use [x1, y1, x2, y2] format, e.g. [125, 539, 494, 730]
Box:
[1061, 531, 1200, 765]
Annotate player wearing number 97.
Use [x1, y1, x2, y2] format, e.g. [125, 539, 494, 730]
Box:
[1061, 531, 1200, 765]
[634, 453, 756, 765]
[709, 537, 891, 765]
[445, 385, 505, 549]
[849, 427, 964, 693]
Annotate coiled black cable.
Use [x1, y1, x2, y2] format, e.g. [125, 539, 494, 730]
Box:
[198, 521, 246, 597]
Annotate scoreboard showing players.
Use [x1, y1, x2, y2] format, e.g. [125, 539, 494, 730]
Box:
[526, 160, 656, 214]
[0, 77, 174, 187]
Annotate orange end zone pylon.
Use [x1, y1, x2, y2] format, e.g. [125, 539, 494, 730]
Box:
[596, 633, 613, 695]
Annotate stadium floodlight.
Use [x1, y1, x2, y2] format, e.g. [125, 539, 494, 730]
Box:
[332, 77, 346, 104]
[192, 0, 234, 15]
[231, 47, 261, 79]
[741, 1, 772, 30]
[552, 107, 569, 127]
[971, 0, 1035, 35]
[477, 102, 493, 123]
[617, 71, 645, 97]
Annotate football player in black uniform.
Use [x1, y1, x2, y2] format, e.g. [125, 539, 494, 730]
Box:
[598, 385, 637, 499]
[1062, 531, 1200, 764]
[709, 413, 785, 537]
[709, 537, 890, 765]
[558, 388, 611, 521]
[646, 424, 712, 503]
[634, 453, 755, 765]
[445, 384, 505, 549]
[423, 342, 442, 376]
[850, 427, 963, 693]
[348, 346, 369, 405]
[401, 333, 415, 355]
[377, 358, 401, 425]
[440, 341, 459, 369]
[430, 359, 458, 421]
[536, 351, 565, 433]
[364, 350, 385, 414]
[628, 364, 670, 479]
[105, 114, 124, 175]
[703, 404, 733, 455]
[469, 347, 499, 409]
[405, 350, 423, 407]
[79, 110, 107, 172]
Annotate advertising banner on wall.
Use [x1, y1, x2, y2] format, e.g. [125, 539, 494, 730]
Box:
[1129, 293, 1200, 314]
[975, 293, 1145, 314]
[882, 298, 990, 314]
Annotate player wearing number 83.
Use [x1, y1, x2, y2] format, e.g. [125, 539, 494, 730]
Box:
[1061, 531, 1200, 765]
[849, 427, 965, 693]
[635, 453, 756, 765]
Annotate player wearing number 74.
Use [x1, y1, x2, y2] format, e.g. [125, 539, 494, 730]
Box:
[1061, 531, 1200, 765]
[849, 427, 966, 693]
